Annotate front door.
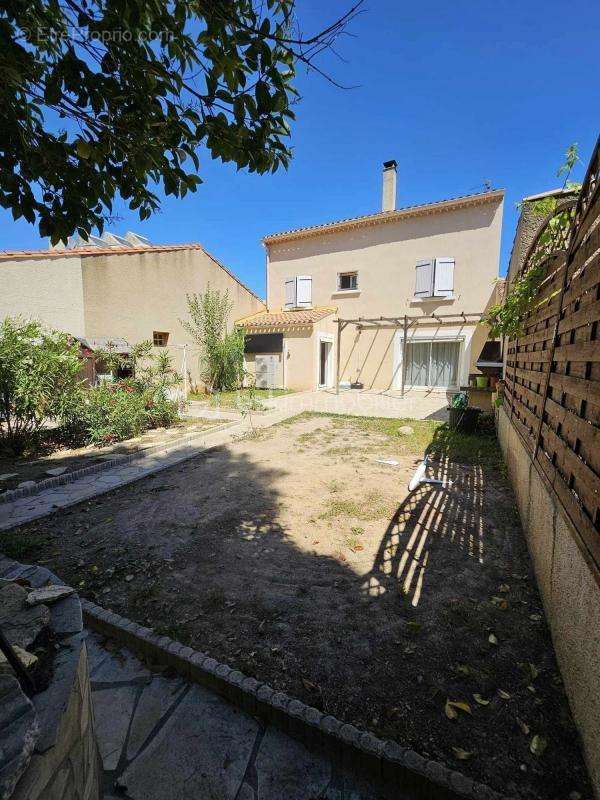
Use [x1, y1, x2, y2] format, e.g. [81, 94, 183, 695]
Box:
[319, 340, 332, 388]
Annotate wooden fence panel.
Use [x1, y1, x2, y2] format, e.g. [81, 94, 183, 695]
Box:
[503, 136, 600, 577]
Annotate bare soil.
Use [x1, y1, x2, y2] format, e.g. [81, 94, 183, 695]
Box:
[11, 414, 592, 799]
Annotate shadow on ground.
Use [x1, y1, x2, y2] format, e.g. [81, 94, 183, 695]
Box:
[8, 421, 592, 800]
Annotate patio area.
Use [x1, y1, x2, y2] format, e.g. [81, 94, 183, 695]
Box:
[192, 388, 452, 422]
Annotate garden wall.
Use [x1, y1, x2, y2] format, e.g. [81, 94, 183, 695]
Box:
[497, 406, 600, 796]
[0, 557, 101, 800]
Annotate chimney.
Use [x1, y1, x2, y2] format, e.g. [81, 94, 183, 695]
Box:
[381, 160, 397, 212]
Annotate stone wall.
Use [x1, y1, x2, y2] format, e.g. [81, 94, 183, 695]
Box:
[11, 644, 100, 800]
[0, 557, 101, 800]
[497, 408, 600, 796]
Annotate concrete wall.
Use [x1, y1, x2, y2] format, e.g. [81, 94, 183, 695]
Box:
[497, 407, 600, 795]
[81, 248, 264, 386]
[0, 254, 86, 335]
[266, 196, 503, 391]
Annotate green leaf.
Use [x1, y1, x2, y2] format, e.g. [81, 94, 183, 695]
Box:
[530, 734, 548, 756]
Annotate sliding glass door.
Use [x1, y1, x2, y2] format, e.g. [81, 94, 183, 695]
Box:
[404, 340, 460, 388]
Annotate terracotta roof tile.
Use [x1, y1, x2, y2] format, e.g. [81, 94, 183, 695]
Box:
[0, 243, 203, 260]
[263, 189, 505, 244]
[236, 306, 336, 328]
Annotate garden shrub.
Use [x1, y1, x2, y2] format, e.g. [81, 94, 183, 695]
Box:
[61, 348, 181, 447]
[0, 317, 82, 455]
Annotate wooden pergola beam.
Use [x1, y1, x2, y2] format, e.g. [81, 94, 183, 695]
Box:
[334, 312, 483, 394]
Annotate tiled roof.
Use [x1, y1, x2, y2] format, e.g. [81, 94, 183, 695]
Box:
[0, 243, 204, 260]
[263, 189, 505, 245]
[236, 306, 336, 328]
[0, 242, 264, 303]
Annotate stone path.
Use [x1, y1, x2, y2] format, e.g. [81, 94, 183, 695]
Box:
[86, 632, 387, 800]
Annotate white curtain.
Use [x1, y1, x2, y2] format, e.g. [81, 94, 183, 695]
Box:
[404, 340, 460, 387]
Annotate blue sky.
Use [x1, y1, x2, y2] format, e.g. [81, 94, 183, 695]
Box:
[1, 0, 598, 298]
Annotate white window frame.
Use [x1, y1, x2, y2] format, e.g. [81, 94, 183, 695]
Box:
[393, 331, 466, 390]
[337, 271, 359, 292]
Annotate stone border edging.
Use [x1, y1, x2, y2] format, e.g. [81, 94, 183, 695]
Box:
[0, 421, 234, 505]
[82, 600, 509, 800]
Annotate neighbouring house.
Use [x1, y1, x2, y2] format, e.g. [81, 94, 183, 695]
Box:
[237, 161, 504, 394]
[0, 234, 265, 388]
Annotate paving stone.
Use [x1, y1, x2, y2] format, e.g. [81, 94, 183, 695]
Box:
[0, 582, 50, 649]
[255, 726, 331, 800]
[85, 633, 112, 676]
[92, 684, 139, 770]
[91, 645, 150, 684]
[45, 467, 68, 476]
[126, 675, 187, 760]
[121, 684, 259, 800]
[0, 473, 18, 481]
[25, 585, 74, 606]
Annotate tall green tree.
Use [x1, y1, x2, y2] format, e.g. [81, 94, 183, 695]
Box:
[0, 0, 360, 244]
[181, 286, 245, 392]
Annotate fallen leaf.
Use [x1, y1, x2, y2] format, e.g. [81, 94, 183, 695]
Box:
[473, 693, 490, 706]
[499, 583, 510, 593]
[529, 613, 542, 621]
[455, 664, 472, 676]
[498, 689, 511, 700]
[445, 699, 472, 719]
[528, 662, 539, 680]
[452, 747, 474, 761]
[530, 734, 548, 756]
[349, 544, 364, 552]
[488, 633, 498, 645]
[301, 678, 318, 692]
[407, 621, 422, 634]
[517, 718, 530, 735]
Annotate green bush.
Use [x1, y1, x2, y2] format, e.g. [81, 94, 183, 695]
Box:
[61, 354, 181, 447]
[0, 317, 82, 455]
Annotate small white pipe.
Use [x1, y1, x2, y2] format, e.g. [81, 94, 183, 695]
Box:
[408, 455, 452, 492]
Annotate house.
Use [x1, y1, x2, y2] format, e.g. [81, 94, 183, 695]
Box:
[238, 162, 504, 394]
[0, 235, 265, 388]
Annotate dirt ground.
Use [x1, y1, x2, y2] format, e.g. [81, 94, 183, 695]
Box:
[9, 414, 592, 799]
[0, 417, 220, 494]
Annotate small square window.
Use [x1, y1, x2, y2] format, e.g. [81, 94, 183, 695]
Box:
[153, 331, 169, 347]
[338, 272, 358, 291]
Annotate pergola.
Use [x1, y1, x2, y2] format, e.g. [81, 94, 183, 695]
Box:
[334, 312, 484, 397]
